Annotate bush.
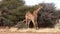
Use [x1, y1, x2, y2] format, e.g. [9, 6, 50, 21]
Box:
[37, 3, 58, 28]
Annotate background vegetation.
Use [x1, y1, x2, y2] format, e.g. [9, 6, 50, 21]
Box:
[0, 0, 60, 28]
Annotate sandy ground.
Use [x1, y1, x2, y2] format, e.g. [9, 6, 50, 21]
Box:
[0, 32, 60, 34]
[0, 27, 60, 34]
[0, 27, 60, 32]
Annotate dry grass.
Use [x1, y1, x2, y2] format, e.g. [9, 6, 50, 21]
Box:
[0, 27, 60, 32]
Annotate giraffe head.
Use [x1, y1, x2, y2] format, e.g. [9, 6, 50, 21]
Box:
[38, 3, 44, 9]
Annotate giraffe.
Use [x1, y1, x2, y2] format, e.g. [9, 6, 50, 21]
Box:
[32, 5, 43, 29]
[25, 5, 43, 29]
[25, 11, 34, 28]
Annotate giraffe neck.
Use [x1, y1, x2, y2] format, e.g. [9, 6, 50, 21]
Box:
[33, 6, 42, 16]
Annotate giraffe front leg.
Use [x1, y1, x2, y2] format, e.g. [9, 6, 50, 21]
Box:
[34, 23, 37, 29]
[32, 20, 36, 29]
[34, 20, 38, 29]
[36, 23, 38, 29]
[34, 18, 38, 29]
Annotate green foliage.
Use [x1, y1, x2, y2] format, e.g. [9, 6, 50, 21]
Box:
[0, 0, 60, 28]
[0, 0, 25, 26]
[0, 0, 36, 27]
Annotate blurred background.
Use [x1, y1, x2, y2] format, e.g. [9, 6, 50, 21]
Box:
[0, 0, 60, 29]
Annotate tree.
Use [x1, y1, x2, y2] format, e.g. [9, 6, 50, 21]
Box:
[37, 3, 58, 28]
[0, 0, 37, 27]
[0, 0, 25, 27]
[55, 10, 60, 19]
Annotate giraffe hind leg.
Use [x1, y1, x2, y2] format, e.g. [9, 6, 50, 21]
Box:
[28, 20, 31, 28]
